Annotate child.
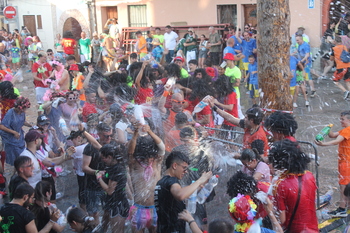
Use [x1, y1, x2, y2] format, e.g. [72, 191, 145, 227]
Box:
[151, 38, 163, 62]
[27, 38, 38, 70]
[10, 41, 20, 71]
[315, 111, 350, 218]
[67, 207, 95, 233]
[246, 55, 259, 105]
[295, 63, 309, 107]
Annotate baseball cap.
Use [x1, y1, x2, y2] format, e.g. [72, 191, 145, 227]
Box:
[69, 64, 79, 71]
[37, 115, 50, 126]
[223, 53, 235, 61]
[206, 67, 215, 77]
[25, 130, 45, 143]
[174, 56, 184, 62]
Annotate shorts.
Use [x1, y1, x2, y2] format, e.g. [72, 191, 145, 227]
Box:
[12, 57, 20, 63]
[303, 63, 312, 81]
[42, 176, 56, 201]
[214, 111, 224, 126]
[128, 203, 157, 230]
[290, 86, 296, 96]
[199, 50, 207, 59]
[102, 48, 116, 58]
[249, 84, 259, 98]
[85, 189, 105, 214]
[243, 62, 249, 71]
[332, 68, 350, 82]
[339, 160, 350, 185]
[209, 52, 220, 66]
[105, 197, 129, 218]
[77, 175, 86, 204]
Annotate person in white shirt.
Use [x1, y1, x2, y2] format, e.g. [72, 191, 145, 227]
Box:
[163, 25, 179, 63]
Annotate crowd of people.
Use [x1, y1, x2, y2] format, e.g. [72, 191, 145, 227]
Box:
[0, 19, 348, 233]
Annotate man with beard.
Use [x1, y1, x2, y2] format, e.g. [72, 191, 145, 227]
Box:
[0, 183, 59, 233]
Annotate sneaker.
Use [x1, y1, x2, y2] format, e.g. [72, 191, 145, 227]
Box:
[305, 101, 309, 107]
[310, 90, 316, 98]
[328, 207, 347, 218]
[293, 103, 298, 108]
[344, 91, 350, 100]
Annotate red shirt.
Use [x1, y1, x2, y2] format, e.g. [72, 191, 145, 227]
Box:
[135, 87, 154, 118]
[243, 125, 269, 157]
[82, 102, 97, 122]
[0, 98, 16, 121]
[61, 38, 76, 55]
[222, 92, 238, 126]
[274, 171, 318, 233]
[32, 62, 51, 88]
[195, 105, 214, 131]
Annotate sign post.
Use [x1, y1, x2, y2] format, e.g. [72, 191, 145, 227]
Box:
[3, 6, 17, 19]
[308, 0, 315, 9]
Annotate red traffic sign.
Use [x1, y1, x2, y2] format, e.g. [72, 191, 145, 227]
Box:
[3, 6, 16, 19]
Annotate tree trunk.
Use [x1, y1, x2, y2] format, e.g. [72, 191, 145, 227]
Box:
[257, 0, 293, 112]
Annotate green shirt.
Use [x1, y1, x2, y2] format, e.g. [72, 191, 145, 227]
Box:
[225, 66, 241, 98]
[180, 68, 189, 79]
[79, 38, 91, 55]
[153, 34, 164, 48]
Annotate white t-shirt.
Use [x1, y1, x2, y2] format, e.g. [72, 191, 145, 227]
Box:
[20, 149, 42, 188]
[164, 31, 178, 50]
[71, 143, 87, 176]
[35, 144, 53, 178]
[115, 121, 128, 142]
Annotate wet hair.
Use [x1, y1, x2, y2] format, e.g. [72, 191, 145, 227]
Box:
[164, 63, 181, 79]
[13, 183, 34, 199]
[241, 148, 262, 162]
[245, 107, 263, 125]
[155, 27, 161, 31]
[66, 55, 76, 61]
[189, 78, 215, 101]
[264, 111, 298, 136]
[34, 181, 52, 203]
[179, 126, 196, 139]
[14, 96, 31, 110]
[99, 144, 125, 161]
[188, 59, 198, 66]
[46, 49, 53, 53]
[341, 111, 350, 119]
[0, 81, 18, 99]
[134, 136, 159, 161]
[193, 68, 207, 78]
[165, 150, 190, 169]
[175, 112, 188, 125]
[335, 36, 342, 43]
[96, 123, 112, 133]
[63, 31, 74, 39]
[248, 55, 255, 59]
[130, 52, 138, 59]
[67, 207, 95, 231]
[268, 139, 310, 173]
[208, 219, 234, 233]
[14, 156, 31, 173]
[87, 113, 99, 124]
[205, 59, 213, 67]
[213, 75, 233, 99]
[115, 84, 136, 102]
[226, 171, 257, 198]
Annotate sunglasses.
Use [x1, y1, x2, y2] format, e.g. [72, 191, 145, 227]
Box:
[245, 27, 249, 29]
[171, 99, 185, 104]
[103, 134, 113, 138]
[48, 53, 53, 55]
[68, 97, 77, 100]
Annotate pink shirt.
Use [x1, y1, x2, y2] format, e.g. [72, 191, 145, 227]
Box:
[242, 161, 271, 183]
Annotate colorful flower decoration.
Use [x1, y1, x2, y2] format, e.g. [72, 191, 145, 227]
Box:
[228, 194, 257, 233]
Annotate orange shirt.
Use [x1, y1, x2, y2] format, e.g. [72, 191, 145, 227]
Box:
[138, 36, 147, 54]
[333, 45, 350, 69]
[165, 127, 182, 152]
[339, 126, 350, 162]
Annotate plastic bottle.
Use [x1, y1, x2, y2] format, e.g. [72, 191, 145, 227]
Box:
[197, 175, 219, 204]
[187, 181, 197, 214]
[59, 118, 70, 136]
[48, 203, 66, 226]
[165, 77, 176, 89]
[315, 124, 333, 141]
[319, 189, 334, 205]
[192, 95, 210, 115]
[134, 105, 148, 136]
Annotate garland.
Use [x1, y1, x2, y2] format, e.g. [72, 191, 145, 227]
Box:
[228, 194, 257, 233]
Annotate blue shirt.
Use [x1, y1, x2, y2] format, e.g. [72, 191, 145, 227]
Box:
[10, 47, 20, 58]
[241, 38, 257, 62]
[248, 62, 258, 85]
[289, 56, 298, 87]
[223, 46, 236, 57]
[152, 46, 164, 62]
[230, 35, 242, 52]
[297, 41, 311, 63]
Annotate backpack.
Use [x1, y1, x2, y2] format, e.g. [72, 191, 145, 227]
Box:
[341, 46, 350, 63]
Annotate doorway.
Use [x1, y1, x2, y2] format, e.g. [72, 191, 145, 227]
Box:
[243, 4, 257, 28]
[23, 15, 37, 36]
[63, 17, 82, 62]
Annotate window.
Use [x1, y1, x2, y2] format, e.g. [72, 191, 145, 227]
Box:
[37, 15, 42, 29]
[217, 5, 237, 25]
[128, 5, 147, 27]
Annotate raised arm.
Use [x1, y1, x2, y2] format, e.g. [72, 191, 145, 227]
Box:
[158, 84, 171, 115]
[207, 97, 241, 126]
[135, 61, 148, 90]
[83, 66, 94, 89]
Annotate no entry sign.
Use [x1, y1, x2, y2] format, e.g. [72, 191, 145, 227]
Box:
[3, 6, 16, 19]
